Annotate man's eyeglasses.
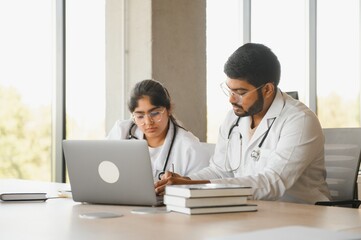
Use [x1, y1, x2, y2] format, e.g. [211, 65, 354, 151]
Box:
[220, 82, 264, 104]
[132, 108, 166, 126]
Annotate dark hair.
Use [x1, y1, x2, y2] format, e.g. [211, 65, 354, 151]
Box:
[128, 79, 181, 126]
[128, 79, 171, 112]
[224, 43, 281, 87]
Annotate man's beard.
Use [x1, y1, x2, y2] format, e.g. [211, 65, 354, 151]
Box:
[233, 89, 264, 117]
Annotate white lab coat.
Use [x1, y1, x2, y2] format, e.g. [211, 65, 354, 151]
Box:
[107, 119, 210, 181]
[189, 89, 331, 204]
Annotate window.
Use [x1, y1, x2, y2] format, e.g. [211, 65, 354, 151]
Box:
[206, 0, 244, 143]
[66, 0, 106, 139]
[0, 0, 53, 180]
[317, 0, 361, 128]
[252, 0, 307, 102]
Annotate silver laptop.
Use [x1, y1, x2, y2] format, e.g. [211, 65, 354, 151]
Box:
[62, 139, 163, 206]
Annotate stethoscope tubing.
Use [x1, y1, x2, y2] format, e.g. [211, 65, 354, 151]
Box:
[226, 91, 286, 164]
[127, 120, 177, 180]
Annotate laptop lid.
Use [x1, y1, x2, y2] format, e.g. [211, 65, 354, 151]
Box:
[62, 139, 162, 206]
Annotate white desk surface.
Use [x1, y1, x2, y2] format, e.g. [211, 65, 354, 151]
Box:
[1, 179, 361, 240]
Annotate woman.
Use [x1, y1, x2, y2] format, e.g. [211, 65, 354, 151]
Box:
[107, 79, 210, 181]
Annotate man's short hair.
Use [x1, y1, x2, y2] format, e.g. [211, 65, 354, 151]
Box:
[224, 43, 281, 87]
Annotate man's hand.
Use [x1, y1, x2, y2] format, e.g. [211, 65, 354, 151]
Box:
[154, 171, 209, 195]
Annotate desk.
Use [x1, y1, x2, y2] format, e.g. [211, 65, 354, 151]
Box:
[1, 179, 361, 240]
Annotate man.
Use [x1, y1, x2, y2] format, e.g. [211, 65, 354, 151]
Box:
[155, 43, 330, 204]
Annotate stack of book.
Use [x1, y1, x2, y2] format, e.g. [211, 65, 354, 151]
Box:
[164, 183, 257, 215]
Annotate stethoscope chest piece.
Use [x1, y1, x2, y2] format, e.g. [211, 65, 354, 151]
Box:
[251, 148, 261, 161]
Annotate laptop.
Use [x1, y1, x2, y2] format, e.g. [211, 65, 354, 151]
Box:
[62, 139, 163, 206]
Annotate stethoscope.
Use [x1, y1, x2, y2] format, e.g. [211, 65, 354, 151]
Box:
[223, 116, 276, 172]
[127, 119, 178, 180]
[226, 91, 287, 170]
[249, 118, 276, 161]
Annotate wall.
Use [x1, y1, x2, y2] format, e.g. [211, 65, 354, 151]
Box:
[151, 0, 207, 141]
[106, 0, 207, 141]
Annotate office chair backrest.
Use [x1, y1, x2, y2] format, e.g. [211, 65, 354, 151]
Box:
[285, 91, 299, 100]
[198, 142, 216, 159]
[323, 128, 361, 201]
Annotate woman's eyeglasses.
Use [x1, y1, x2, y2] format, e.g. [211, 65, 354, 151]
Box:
[132, 108, 166, 126]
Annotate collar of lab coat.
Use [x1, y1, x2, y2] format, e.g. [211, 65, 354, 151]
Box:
[240, 89, 285, 147]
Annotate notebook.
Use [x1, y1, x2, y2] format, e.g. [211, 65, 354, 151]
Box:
[62, 139, 163, 206]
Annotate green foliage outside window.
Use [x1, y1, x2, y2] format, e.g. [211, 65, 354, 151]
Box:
[0, 85, 51, 181]
[317, 93, 360, 128]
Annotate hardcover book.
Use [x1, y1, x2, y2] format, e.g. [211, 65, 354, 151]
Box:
[164, 194, 248, 207]
[165, 184, 252, 198]
[167, 204, 257, 215]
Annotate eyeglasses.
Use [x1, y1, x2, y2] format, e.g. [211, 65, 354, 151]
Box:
[220, 82, 264, 104]
[132, 108, 166, 126]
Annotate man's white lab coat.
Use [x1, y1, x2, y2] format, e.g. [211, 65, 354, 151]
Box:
[189, 90, 331, 204]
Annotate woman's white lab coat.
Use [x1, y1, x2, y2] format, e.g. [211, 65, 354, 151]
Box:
[189, 90, 331, 204]
[107, 119, 210, 181]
